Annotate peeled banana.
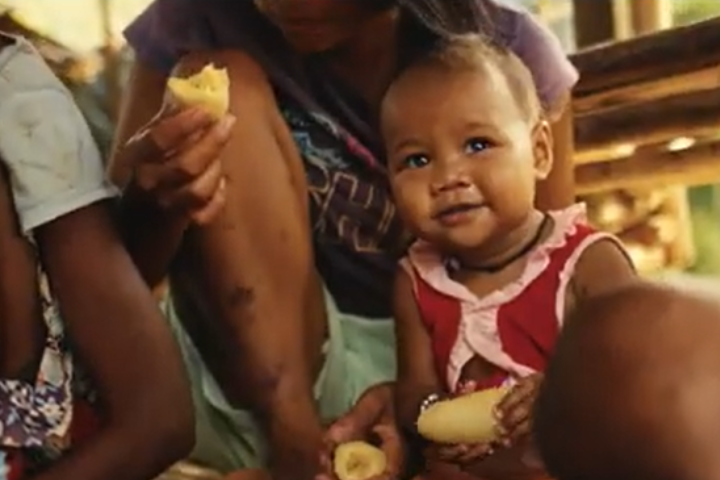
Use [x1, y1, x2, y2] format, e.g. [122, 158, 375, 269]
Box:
[333, 441, 387, 480]
[166, 63, 230, 120]
[416, 386, 510, 444]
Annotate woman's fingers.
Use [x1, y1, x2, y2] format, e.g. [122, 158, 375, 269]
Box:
[436, 443, 492, 463]
[137, 113, 234, 209]
[150, 107, 215, 151]
[496, 379, 534, 417]
[158, 159, 224, 211]
[373, 424, 404, 480]
[161, 115, 236, 188]
[437, 444, 465, 461]
[119, 108, 211, 173]
[456, 443, 493, 464]
[190, 178, 227, 225]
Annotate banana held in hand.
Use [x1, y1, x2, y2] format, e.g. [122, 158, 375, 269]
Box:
[333, 441, 387, 480]
[166, 63, 230, 120]
[417, 386, 510, 444]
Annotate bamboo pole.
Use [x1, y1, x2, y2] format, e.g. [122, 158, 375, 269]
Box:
[572, 0, 617, 47]
[627, 0, 695, 269]
[570, 17, 720, 97]
[534, 0, 577, 210]
[630, 0, 672, 34]
[575, 140, 720, 195]
[574, 88, 720, 160]
[573, 65, 720, 116]
[536, 0, 619, 210]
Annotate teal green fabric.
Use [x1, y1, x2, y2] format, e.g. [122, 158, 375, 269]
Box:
[162, 288, 397, 473]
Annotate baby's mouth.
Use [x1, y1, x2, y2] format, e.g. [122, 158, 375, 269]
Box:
[433, 202, 487, 224]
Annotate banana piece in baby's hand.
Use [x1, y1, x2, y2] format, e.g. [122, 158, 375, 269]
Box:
[417, 386, 510, 444]
[333, 441, 387, 480]
[166, 63, 230, 120]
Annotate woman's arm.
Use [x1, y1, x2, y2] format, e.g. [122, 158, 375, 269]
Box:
[111, 62, 232, 289]
[394, 267, 444, 433]
[111, 62, 184, 289]
[32, 200, 194, 480]
[175, 50, 323, 479]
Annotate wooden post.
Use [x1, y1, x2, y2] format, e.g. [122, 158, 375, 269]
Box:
[629, 0, 695, 269]
[535, 0, 617, 211]
[630, 0, 672, 34]
[572, 0, 617, 47]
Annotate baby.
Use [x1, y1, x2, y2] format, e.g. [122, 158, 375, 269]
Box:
[534, 281, 720, 480]
[382, 34, 636, 479]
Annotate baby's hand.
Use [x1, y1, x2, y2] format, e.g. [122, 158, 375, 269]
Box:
[494, 373, 543, 447]
[426, 442, 494, 465]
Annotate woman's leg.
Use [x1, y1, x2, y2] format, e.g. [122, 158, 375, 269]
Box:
[155, 49, 396, 475]
[167, 50, 330, 476]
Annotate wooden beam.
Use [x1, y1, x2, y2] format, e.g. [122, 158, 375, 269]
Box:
[551, 0, 620, 209]
[570, 17, 720, 97]
[576, 140, 720, 195]
[574, 64, 720, 116]
[575, 88, 720, 158]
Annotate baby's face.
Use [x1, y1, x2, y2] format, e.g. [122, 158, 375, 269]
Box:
[381, 63, 551, 253]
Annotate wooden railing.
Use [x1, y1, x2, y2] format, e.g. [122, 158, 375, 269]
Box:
[568, 16, 720, 194]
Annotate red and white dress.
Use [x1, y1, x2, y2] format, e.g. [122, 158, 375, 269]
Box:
[401, 204, 627, 393]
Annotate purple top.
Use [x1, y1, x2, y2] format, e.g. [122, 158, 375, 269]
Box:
[125, 0, 578, 318]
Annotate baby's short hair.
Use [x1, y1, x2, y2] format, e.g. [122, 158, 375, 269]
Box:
[396, 33, 543, 122]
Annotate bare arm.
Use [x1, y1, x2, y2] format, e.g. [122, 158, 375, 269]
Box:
[32, 199, 193, 480]
[0, 160, 193, 479]
[394, 267, 444, 433]
[110, 62, 190, 289]
[570, 238, 637, 307]
[175, 50, 323, 478]
[0, 171, 43, 380]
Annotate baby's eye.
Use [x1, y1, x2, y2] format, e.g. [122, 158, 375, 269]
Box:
[464, 137, 492, 154]
[402, 153, 430, 169]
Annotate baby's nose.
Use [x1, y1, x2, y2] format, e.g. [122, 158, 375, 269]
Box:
[431, 164, 473, 195]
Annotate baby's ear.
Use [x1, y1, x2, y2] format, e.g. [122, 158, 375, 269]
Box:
[531, 120, 553, 181]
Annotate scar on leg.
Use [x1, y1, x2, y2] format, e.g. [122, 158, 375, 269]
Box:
[226, 285, 255, 310]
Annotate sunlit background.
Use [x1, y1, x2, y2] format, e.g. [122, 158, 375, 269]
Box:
[0, 0, 147, 51]
[2, 0, 720, 287]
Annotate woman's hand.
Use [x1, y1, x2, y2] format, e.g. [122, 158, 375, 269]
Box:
[494, 373, 544, 448]
[117, 106, 236, 225]
[317, 383, 404, 480]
